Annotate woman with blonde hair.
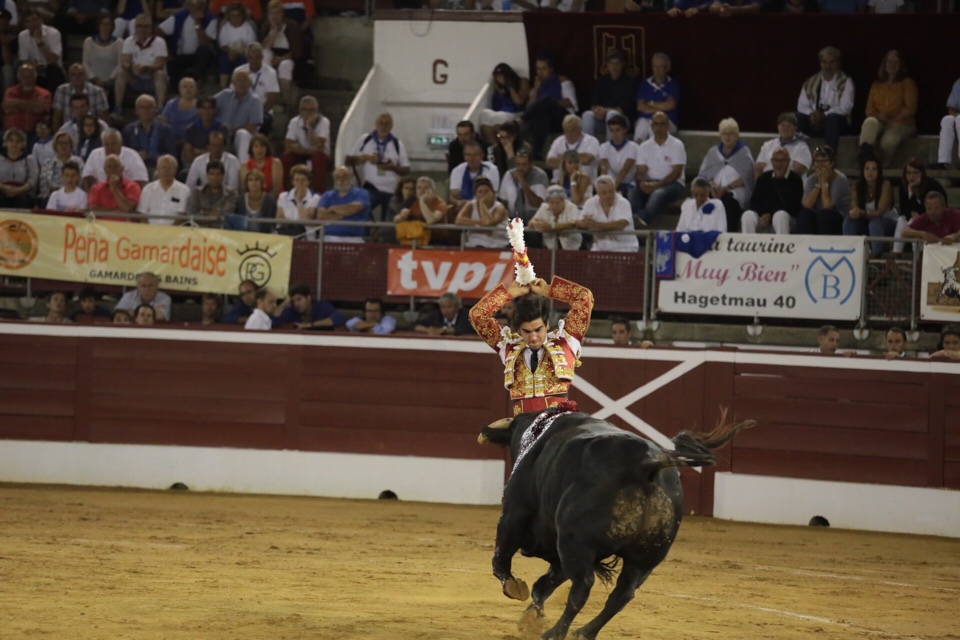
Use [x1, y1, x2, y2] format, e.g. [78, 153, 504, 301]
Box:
[556, 149, 593, 207]
[38, 131, 84, 206]
[697, 117, 755, 231]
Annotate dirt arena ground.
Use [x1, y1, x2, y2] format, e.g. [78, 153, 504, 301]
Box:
[1, 484, 957, 640]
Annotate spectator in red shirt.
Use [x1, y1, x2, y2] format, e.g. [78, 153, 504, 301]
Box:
[2, 62, 51, 140]
[900, 191, 960, 245]
[88, 153, 141, 217]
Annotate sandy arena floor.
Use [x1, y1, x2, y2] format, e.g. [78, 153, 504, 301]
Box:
[0, 484, 957, 640]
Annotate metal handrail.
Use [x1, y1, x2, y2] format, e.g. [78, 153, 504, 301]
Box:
[2, 206, 938, 332]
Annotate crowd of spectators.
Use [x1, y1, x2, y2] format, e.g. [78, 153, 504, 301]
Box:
[3, 1, 958, 359]
[0, 0, 316, 228]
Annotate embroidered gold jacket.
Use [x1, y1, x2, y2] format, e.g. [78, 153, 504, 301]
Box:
[469, 277, 594, 415]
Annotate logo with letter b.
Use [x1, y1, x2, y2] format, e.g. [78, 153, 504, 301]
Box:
[804, 249, 857, 305]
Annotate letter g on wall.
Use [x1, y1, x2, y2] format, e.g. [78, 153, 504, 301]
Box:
[433, 59, 448, 85]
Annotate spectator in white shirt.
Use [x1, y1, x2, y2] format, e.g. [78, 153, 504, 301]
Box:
[81, 128, 148, 190]
[139, 154, 190, 225]
[17, 9, 63, 93]
[448, 139, 500, 212]
[116, 13, 168, 114]
[631, 111, 686, 226]
[545, 114, 600, 182]
[45, 160, 87, 212]
[579, 175, 639, 252]
[755, 112, 812, 178]
[245, 287, 278, 331]
[281, 95, 330, 192]
[345, 112, 411, 233]
[676, 177, 727, 233]
[528, 184, 582, 250]
[217, 3, 256, 89]
[796, 46, 854, 153]
[598, 114, 638, 198]
[158, 0, 217, 90]
[185, 130, 241, 190]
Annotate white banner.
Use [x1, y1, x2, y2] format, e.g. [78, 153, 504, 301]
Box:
[656, 233, 865, 320]
[919, 244, 960, 321]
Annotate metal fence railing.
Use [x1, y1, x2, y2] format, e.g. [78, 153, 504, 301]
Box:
[0, 211, 933, 331]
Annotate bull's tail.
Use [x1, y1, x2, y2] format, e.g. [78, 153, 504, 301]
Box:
[652, 409, 755, 474]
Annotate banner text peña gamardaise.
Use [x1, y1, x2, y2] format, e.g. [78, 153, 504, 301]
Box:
[62, 223, 229, 276]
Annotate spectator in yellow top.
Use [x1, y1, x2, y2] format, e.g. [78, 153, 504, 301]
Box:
[858, 50, 917, 166]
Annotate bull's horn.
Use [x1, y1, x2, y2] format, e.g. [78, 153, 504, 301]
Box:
[487, 417, 513, 430]
[478, 417, 513, 445]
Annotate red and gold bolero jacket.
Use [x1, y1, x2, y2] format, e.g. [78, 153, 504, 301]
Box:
[469, 277, 594, 415]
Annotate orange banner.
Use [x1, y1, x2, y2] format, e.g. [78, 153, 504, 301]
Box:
[386, 248, 515, 298]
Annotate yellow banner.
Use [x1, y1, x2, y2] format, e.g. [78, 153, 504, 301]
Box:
[0, 212, 292, 297]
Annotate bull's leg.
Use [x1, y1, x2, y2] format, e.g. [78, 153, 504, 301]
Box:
[531, 562, 567, 609]
[571, 564, 653, 640]
[541, 539, 595, 640]
[519, 563, 568, 638]
[492, 508, 530, 601]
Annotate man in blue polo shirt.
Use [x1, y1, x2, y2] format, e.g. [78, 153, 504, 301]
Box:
[182, 97, 230, 166]
[274, 283, 345, 330]
[214, 69, 262, 163]
[316, 166, 371, 243]
[122, 94, 175, 171]
[634, 52, 680, 143]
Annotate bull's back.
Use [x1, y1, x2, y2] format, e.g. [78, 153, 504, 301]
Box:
[531, 422, 684, 563]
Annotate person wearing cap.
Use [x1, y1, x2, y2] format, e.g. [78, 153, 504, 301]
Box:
[581, 49, 636, 139]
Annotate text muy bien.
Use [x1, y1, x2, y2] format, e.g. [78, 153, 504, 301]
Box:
[62, 224, 228, 276]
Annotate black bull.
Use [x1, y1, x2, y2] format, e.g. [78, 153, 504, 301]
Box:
[478, 409, 754, 640]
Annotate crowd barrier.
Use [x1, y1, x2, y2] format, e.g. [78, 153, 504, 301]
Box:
[1, 210, 944, 329]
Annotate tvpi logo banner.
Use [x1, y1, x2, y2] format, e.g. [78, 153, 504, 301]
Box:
[0, 212, 292, 296]
[657, 233, 864, 320]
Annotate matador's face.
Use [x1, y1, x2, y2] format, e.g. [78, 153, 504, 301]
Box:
[519, 319, 547, 351]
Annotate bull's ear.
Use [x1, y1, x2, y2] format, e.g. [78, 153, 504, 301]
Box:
[478, 417, 515, 445]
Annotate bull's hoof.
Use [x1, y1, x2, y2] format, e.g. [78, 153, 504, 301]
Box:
[518, 604, 545, 638]
[571, 630, 596, 640]
[503, 577, 530, 601]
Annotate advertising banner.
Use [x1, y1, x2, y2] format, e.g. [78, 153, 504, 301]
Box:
[656, 233, 865, 320]
[386, 248, 514, 298]
[919, 243, 960, 322]
[0, 212, 292, 296]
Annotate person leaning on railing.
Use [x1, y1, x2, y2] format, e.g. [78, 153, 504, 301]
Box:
[138, 154, 190, 225]
[87, 153, 140, 217]
[392, 176, 447, 247]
